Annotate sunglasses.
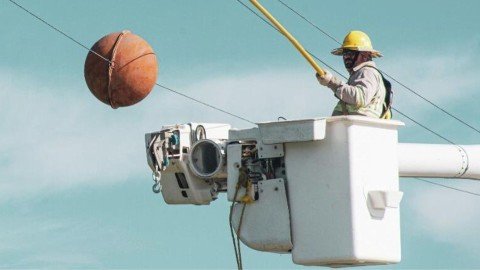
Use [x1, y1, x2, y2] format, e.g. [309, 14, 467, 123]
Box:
[342, 50, 358, 58]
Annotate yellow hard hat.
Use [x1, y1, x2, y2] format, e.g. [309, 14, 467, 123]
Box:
[331, 30, 382, 58]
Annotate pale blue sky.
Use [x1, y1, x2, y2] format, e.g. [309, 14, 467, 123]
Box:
[1, 0, 480, 268]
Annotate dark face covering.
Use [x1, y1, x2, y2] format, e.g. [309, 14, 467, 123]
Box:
[342, 50, 359, 70]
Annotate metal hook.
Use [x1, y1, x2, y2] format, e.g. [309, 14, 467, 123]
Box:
[152, 182, 161, 194]
[152, 171, 162, 193]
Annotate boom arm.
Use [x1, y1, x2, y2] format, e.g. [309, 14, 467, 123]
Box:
[398, 143, 480, 180]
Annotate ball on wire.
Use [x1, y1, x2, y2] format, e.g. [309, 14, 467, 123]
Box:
[84, 30, 158, 108]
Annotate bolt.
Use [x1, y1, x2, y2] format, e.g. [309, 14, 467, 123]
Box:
[274, 145, 277, 149]
[274, 187, 279, 191]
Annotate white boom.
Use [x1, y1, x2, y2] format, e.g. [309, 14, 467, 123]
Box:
[398, 143, 480, 180]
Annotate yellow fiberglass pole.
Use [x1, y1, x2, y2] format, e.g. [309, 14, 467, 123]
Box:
[249, 0, 325, 76]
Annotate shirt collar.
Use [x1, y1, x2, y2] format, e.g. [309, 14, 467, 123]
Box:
[353, 61, 376, 72]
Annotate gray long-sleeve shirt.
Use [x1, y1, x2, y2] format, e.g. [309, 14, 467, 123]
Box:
[331, 61, 386, 117]
[334, 61, 382, 107]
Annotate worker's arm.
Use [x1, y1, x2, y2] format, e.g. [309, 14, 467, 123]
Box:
[318, 68, 379, 107]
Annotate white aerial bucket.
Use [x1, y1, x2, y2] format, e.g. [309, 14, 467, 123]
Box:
[280, 116, 404, 266]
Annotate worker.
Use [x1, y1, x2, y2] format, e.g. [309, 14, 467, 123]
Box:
[316, 30, 391, 118]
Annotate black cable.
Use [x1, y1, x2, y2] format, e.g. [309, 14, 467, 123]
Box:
[416, 178, 480, 197]
[234, 1, 346, 79]
[8, 0, 256, 126]
[277, 0, 341, 44]
[156, 83, 256, 125]
[7, 0, 110, 63]
[10, 0, 478, 199]
[235, 0, 458, 146]
[392, 108, 456, 145]
[275, 0, 480, 136]
[272, 0, 480, 196]
[383, 72, 480, 135]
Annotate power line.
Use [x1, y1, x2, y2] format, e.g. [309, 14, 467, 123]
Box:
[9, 0, 479, 225]
[4, 0, 468, 155]
[235, 0, 457, 145]
[233, 0, 480, 199]
[7, 0, 256, 126]
[383, 72, 480, 135]
[277, 0, 341, 44]
[235, 0, 342, 78]
[7, 0, 110, 63]
[275, 0, 480, 136]
[155, 83, 256, 125]
[393, 108, 456, 145]
[416, 178, 480, 197]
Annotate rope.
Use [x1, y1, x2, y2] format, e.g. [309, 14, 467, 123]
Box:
[236, 203, 247, 270]
[229, 183, 243, 269]
[107, 30, 130, 109]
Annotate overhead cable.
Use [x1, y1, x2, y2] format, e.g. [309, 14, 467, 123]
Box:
[276, 0, 480, 136]
[7, 0, 256, 126]
[7, 0, 110, 63]
[233, 0, 480, 198]
[5, 0, 464, 148]
[392, 108, 456, 145]
[235, 0, 457, 145]
[155, 83, 256, 125]
[416, 178, 480, 197]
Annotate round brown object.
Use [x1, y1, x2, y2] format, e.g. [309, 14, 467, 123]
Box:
[84, 30, 158, 108]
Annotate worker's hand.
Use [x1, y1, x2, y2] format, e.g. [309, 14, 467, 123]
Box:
[316, 71, 333, 86]
[316, 70, 342, 90]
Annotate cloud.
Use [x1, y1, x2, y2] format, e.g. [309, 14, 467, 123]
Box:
[0, 213, 144, 268]
[0, 67, 336, 202]
[181, 68, 337, 123]
[405, 179, 480, 258]
[381, 46, 480, 115]
[0, 46, 479, 202]
[0, 70, 148, 201]
[0, 216, 100, 267]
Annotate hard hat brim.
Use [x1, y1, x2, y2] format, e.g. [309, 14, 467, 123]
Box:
[331, 47, 383, 58]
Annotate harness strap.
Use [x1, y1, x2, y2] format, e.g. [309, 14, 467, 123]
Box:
[369, 67, 392, 119]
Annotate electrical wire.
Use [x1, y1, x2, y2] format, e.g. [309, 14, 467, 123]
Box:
[7, 0, 110, 63]
[275, 0, 480, 136]
[7, 0, 256, 126]
[270, 0, 480, 197]
[155, 83, 256, 125]
[8, 0, 478, 199]
[277, 0, 341, 44]
[416, 178, 480, 197]
[234, 0, 480, 199]
[235, 0, 458, 145]
[392, 108, 456, 145]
